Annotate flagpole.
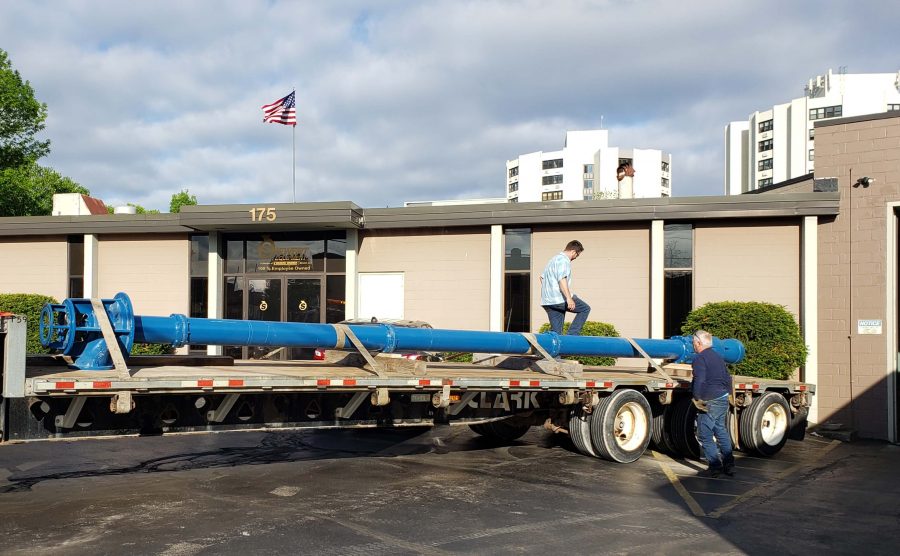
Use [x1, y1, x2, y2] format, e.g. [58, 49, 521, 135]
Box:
[292, 122, 296, 204]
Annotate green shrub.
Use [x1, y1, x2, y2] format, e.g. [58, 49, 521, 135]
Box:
[681, 301, 807, 380]
[441, 352, 473, 363]
[130, 343, 175, 356]
[0, 293, 58, 354]
[538, 320, 619, 366]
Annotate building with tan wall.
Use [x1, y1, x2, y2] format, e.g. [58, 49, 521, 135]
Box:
[7, 187, 888, 438]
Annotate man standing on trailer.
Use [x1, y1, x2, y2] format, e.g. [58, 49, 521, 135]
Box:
[539, 240, 590, 335]
[691, 330, 735, 478]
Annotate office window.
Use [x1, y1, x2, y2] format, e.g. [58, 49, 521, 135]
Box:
[542, 158, 563, 170]
[189, 234, 209, 351]
[809, 128, 815, 140]
[664, 224, 693, 338]
[809, 105, 842, 121]
[758, 119, 773, 133]
[583, 164, 593, 175]
[508, 181, 518, 193]
[509, 196, 518, 203]
[583, 179, 594, 197]
[541, 191, 563, 201]
[758, 159, 773, 171]
[504, 228, 531, 332]
[661, 161, 670, 172]
[758, 178, 773, 188]
[508, 166, 519, 178]
[67, 236, 84, 298]
[888, 104, 900, 112]
[809, 149, 815, 161]
[758, 139, 773, 152]
[542, 175, 563, 185]
[661, 177, 670, 188]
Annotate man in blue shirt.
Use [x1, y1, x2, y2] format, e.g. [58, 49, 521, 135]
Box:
[691, 330, 735, 478]
[540, 240, 590, 335]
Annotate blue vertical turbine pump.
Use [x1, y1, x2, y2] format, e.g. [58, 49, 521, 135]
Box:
[40, 293, 745, 371]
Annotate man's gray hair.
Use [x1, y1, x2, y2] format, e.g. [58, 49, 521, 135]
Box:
[693, 330, 713, 348]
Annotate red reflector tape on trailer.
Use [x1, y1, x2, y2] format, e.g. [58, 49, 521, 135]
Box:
[529, 380, 540, 387]
[442, 379, 454, 386]
[665, 383, 674, 388]
[603, 381, 613, 388]
[586, 381, 596, 387]
[55, 381, 75, 389]
[509, 380, 520, 387]
[343, 379, 357, 386]
[752, 384, 760, 390]
[92, 381, 112, 389]
[228, 379, 244, 387]
[317, 379, 330, 387]
[737, 383, 745, 389]
[198, 379, 214, 387]
[798, 385, 807, 391]
[419, 379, 431, 386]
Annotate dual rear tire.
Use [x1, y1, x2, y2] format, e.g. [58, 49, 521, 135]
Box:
[570, 389, 652, 463]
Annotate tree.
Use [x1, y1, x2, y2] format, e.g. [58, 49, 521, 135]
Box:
[0, 48, 50, 169]
[169, 189, 198, 213]
[0, 163, 89, 216]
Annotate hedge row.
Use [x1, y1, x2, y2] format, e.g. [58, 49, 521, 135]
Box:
[682, 301, 807, 380]
[538, 321, 619, 367]
[0, 293, 58, 354]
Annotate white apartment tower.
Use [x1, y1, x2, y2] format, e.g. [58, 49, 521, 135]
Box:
[506, 130, 672, 202]
[726, 69, 900, 194]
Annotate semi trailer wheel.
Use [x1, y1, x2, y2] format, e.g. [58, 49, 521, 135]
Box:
[650, 402, 678, 455]
[739, 392, 790, 456]
[469, 418, 531, 442]
[669, 396, 703, 460]
[589, 389, 652, 463]
[568, 407, 598, 457]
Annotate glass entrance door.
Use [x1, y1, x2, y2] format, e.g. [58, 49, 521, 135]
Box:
[247, 278, 282, 359]
[287, 278, 321, 360]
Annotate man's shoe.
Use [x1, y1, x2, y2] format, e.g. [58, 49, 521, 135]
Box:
[698, 467, 721, 478]
[724, 465, 735, 477]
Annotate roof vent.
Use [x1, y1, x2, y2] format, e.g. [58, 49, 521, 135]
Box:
[114, 206, 137, 215]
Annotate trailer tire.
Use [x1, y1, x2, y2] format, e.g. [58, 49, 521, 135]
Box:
[788, 405, 809, 441]
[669, 396, 703, 460]
[470, 419, 531, 442]
[589, 389, 652, 463]
[568, 407, 598, 457]
[485, 419, 531, 442]
[650, 402, 678, 455]
[739, 392, 790, 456]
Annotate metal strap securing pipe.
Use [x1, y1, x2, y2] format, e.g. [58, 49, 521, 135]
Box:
[41, 293, 745, 371]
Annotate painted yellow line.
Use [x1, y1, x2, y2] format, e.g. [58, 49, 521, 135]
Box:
[707, 439, 841, 519]
[652, 450, 707, 517]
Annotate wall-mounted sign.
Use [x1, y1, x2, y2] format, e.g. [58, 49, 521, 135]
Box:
[857, 319, 882, 335]
[256, 235, 312, 272]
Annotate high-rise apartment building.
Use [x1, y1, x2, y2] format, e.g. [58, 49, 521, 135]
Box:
[725, 69, 900, 194]
[506, 130, 672, 202]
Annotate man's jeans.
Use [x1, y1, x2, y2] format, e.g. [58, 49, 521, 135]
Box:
[696, 394, 735, 470]
[542, 296, 591, 335]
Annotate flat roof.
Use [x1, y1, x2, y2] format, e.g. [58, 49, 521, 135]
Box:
[0, 194, 839, 237]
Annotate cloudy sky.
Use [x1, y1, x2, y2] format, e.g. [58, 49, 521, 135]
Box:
[1, 0, 896, 211]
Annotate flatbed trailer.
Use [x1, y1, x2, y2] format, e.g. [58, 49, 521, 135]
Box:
[1, 314, 813, 463]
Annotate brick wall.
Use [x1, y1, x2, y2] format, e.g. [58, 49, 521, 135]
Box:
[814, 112, 900, 439]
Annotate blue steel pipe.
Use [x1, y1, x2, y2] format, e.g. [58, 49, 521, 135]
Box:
[41, 293, 745, 371]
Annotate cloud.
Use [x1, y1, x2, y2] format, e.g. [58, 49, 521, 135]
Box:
[1, 0, 897, 210]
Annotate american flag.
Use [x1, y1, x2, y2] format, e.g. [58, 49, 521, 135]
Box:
[261, 91, 297, 126]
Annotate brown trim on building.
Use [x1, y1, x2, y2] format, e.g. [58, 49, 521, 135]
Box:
[0, 195, 839, 238]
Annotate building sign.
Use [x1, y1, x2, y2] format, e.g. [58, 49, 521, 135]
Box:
[857, 319, 882, 335]
[256, 236, 312, 272]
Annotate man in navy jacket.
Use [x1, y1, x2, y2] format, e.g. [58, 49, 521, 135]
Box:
[691, 330, 735, 478]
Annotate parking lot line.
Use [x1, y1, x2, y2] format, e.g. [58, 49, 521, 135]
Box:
[707, 439, 841, 519]
[651, 450, 707, 517]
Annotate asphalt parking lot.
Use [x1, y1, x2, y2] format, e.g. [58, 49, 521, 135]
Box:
[0, 426, 898, 555]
